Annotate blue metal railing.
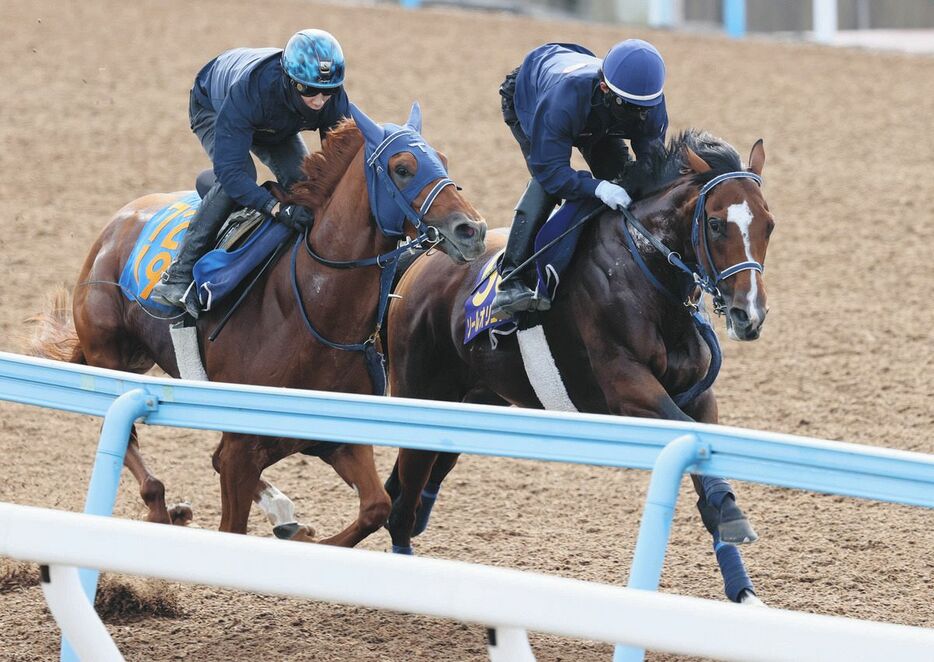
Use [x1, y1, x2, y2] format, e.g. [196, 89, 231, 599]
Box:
[1, 351, 932, 661]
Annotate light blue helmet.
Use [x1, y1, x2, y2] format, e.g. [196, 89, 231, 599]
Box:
[282, 29, 345, 89]
[602, 39, 665, 107]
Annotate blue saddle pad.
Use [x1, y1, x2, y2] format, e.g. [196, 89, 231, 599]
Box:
[463, 199, 603, 344]
[119, 192, 291, 313]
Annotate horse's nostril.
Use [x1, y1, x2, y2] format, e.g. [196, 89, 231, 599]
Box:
[455, 223, 476, 239]
[730, 307, 749, 326]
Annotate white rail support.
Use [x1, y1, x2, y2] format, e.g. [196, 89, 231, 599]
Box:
[2, 503, 932, 662]
[39, 565, 123, 662]
[487, 627, 535, 661]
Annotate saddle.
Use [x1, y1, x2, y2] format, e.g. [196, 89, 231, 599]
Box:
[118, 181, 291, 316]
[463, 198, 603, 345]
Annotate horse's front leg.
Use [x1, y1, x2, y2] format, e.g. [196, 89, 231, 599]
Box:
[252, 478, 316, 542]
[684, 391, 761, 605]
[123, 425, 192, 526]
[318, 443, 391, 547]
[385, 449, 443, 554]
[212, 432, 262, 534]
[575, 326, 760, 603]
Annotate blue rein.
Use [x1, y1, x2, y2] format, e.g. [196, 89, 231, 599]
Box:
[290, 127, 453, 396]
[619, 170, 762, 407]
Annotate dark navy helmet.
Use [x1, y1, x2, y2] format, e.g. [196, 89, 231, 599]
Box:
[282, 29, 345, 90]
[602, 39, 665, 107]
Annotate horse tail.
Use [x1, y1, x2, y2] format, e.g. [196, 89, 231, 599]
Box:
[24, 287, 85, 364]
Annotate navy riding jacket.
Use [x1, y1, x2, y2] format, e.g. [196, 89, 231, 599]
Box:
[513, 43, 668, 200]
[191, 47, 351, 213]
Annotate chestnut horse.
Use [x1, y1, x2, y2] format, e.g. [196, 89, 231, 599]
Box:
[385, 131, 774, 602]
[29, 103, 486, 546]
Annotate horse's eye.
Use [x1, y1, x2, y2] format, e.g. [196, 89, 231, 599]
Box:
[394, 166, 410, 178]
[708, 217, 725, 235]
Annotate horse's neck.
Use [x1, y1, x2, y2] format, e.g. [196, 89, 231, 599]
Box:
[629, 179, 697, 257]
[272, 159, 396, 344]
[312, 153, 396, 263]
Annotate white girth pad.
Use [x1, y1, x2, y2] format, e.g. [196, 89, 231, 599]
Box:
[169, 323, 208, 381]
[516, 324, 578, 412]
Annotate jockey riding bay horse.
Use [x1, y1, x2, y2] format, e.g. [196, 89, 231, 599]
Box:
[29, 103, 487, 546]
[385, 131, 775, 603]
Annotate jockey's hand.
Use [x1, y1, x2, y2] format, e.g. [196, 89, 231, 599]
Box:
[595, 180, 632, 211]
[275, 204, 314, 231]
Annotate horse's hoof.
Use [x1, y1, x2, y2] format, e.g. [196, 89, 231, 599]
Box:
[391, 544, 414, 555]
[738, 589, 766, 607]
[273, 522, 316, 542]
[412, 489, 439, 537]
[718, 517, 758, 544]
[168, 502, 193, 526]
[718, 499, 758, 544]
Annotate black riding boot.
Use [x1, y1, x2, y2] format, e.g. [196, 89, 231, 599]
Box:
[490, 179, 557, 316]
[150, 182, 236, 316]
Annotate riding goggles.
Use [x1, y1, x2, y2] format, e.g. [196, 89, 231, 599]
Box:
[291, 79, 340, 97]
[609, 94, 650, 120]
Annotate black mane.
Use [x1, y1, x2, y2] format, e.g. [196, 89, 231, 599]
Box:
[622, 130, 743, 200]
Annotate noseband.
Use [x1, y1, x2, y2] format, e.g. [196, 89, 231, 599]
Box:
[691, 171, 764, 314]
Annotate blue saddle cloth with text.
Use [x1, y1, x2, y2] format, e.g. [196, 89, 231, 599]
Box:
[118, 192, 291, 314]
[463, 198, 603, 344]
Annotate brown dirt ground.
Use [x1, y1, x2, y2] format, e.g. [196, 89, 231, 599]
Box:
[1, 0, 932, 660]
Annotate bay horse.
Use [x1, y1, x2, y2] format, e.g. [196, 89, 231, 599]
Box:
[384, 130, 774, 602]
[28, 103, 487, 546]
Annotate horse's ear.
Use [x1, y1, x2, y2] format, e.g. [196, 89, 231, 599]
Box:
[748, 139, 765, 176]
[406, 101, 422, 133]
[683, 146, 711, 174]
[349, 103, 383, 146]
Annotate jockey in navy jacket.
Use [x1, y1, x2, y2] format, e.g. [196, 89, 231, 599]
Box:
[151, 29, 348, 316]
[191, 47, 350, 215]
[512, 43, 668, 201]
[492, 39, 669, 317]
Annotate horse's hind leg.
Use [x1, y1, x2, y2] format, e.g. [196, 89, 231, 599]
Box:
[318, 443, 390, 547]
[122, 425, 192, 525]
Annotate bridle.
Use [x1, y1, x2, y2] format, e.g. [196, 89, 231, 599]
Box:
[690, 171, 763, 314]
[622, 170, 763, 316]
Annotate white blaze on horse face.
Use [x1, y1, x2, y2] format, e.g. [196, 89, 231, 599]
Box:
[727, 200, 763, 324]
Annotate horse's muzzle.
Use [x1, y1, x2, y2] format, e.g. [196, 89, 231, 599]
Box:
[436, 214, 487, 263]
[727, 305, 767, 341]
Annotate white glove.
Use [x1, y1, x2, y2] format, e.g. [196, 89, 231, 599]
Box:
[595, 180, 632, 210]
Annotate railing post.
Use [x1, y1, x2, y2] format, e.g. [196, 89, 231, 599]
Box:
[60, 388, 152, 662]
[487, 626, 535, 661]
[723, 0, 746, 38]
[614, 434, 705, 662]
